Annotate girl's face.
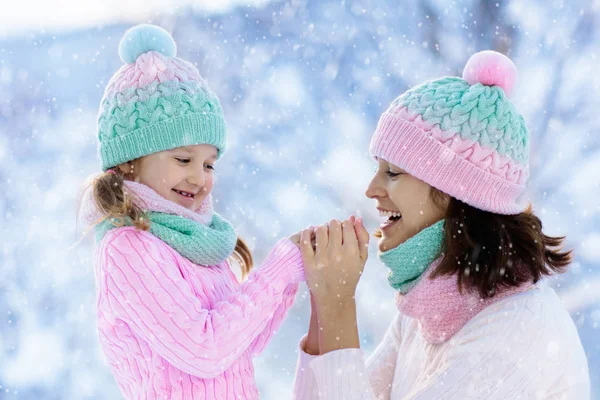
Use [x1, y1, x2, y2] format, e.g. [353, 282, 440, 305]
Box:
[119, 144, 218, 211]
[366, 158, 448, 252]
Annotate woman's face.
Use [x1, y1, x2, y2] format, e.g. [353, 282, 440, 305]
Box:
[118, 144, 218, 211]
[366, 158, 448, 252]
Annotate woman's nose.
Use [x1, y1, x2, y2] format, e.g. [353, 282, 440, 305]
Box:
[365, 177, 386, 199]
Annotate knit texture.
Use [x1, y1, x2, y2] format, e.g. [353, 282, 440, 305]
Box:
[97, 24, 226, 171]
[91, 181, 237, 266]
[369, 51, 530, 215]
[96, 230, 303, 399]
[82, 177, 307, 398]
[295, 283, 591, 399]
[396, 258, 532, 343]
[379, 219, 445, 294]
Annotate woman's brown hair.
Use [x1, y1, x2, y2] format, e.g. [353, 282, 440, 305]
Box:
[78, 169, 254, 279]
[434, 188, 572, 298]
[375, 187, 572, 299]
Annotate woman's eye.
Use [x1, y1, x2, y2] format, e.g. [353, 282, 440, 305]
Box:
[386, 170, 402, 178]
[175, 158, 190, 164]
[205, 164, 215, 171]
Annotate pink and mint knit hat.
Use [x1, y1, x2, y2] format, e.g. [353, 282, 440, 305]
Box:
[97, 24, 226, 171]
[370, 50, 529, 215]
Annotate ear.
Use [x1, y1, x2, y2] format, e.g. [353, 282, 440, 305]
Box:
[116, 162, 132, 175]
[116, 160, 139, 178]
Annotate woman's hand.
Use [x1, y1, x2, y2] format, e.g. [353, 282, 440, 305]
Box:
[298, 216, 370, 353]
[304, 292, 320, 355]
[299, 217, 369, 306]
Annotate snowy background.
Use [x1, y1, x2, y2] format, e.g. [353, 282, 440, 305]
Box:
[1, 0, 599, 398]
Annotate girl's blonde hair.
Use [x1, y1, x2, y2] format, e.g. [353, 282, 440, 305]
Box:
[78, 168, 254, 279]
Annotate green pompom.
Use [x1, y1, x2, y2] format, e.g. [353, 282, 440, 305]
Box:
[118, 24, 177, 64]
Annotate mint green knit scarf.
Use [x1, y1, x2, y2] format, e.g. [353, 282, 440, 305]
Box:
[379, 219, 446, 294]
[95, 212, 237, 266]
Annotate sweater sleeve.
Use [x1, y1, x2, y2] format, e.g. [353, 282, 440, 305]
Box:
[309, 292, 591, 400]
[292, 335, 320, 399]
[99, 228, 305, 379]
[248, 282, 299, 356]
[365, 314, 401, 398]
[306, 314, 401, 400]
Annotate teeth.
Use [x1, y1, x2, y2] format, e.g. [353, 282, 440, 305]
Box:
[175, 189, 194, 198]
[379, 210, 401, 218]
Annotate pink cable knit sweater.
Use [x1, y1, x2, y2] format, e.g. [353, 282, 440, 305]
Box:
[87, 185, 305, 399]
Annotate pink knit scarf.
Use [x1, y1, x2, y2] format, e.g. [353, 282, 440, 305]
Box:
[396, 259, 533, 344]
[81, 180, 213, 226]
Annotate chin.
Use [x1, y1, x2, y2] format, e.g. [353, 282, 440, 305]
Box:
[170, 195, 194, 209]
[378, 235, 401, 252]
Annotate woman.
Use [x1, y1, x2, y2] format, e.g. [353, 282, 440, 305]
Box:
[291, 51, 590, 399]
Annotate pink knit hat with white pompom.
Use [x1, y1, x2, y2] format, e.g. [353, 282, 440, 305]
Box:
[370, 51, 529, 214]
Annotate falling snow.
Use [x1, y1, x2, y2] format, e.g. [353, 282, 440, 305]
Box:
[0, 0, 599, 399]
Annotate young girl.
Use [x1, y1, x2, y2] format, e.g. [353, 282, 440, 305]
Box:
[80, 24, 305, 399]
[292, 51, 590, 399]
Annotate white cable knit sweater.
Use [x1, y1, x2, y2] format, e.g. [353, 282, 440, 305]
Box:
[293, 280, 590, 399]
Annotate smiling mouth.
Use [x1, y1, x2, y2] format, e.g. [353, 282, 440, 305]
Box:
[379, 210, 402, 229]
[172, 189, 195, 200]
[379, 210, 402, 222]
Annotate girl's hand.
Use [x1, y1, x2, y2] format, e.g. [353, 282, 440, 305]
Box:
[292, 228, 321, 355]
[289, 232, 302, 247]
[289, 227, 316, 249]
[299, 217, 369, 311]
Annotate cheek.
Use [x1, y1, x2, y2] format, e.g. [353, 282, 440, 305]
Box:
[387, 181, 407, 211]
[137, 163, 160, 185]
[204, 173, 215, 193]
[408, 192, 443, 226]
[389, 181, 430, 222]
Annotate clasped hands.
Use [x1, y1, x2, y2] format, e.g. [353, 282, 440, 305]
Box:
[290, 216, 370, 315]
[289, 216, 370, 354]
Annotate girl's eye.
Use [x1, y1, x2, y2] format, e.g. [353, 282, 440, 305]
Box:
[205, 164, 215, 171]
[175, 158, 190, 164]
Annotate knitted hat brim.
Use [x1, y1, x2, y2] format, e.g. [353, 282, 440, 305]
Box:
[369, 113, 527, 215]
[100, 112, 226, 171]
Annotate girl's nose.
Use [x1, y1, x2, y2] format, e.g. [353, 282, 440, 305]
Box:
[187, 171, 206, 188]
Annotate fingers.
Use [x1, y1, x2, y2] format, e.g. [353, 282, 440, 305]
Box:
[315, 225, 329, 256]
[289, 232, 301, 246]
[341, 219, 358, 249]
[300, 227, 315, 258]
[328, 219, 342, 247]
[355, 217, 370, 262]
